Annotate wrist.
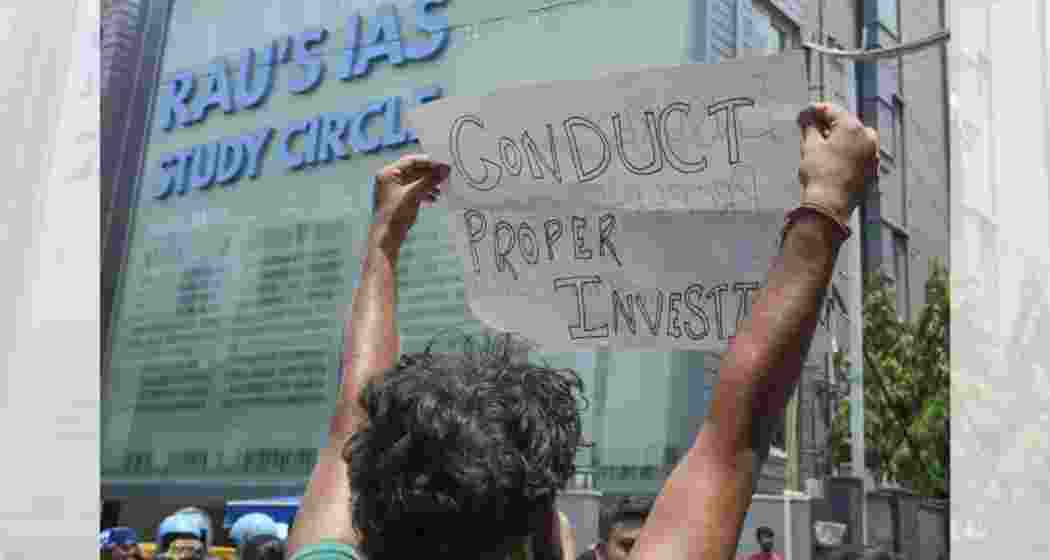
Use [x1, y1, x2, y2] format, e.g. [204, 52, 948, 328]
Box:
[781, 208, 848, 251]
[367, 222, 407, 256]
[800, 182, 856, 225]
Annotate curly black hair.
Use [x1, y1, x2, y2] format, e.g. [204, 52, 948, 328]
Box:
[344, 333, 587, 560]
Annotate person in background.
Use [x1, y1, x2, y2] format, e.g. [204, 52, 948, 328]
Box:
[99, 526, 144, 560]
[230, 512, 282, 550]
[746, 526, 783, 560]
[173, 507, 221, 560]
[577, 497, 654, 560]
[287, 102, 879, 560]
[174, 509, 215, 546]
[157, 514, 207, 560]
[239, 534, 287, 560]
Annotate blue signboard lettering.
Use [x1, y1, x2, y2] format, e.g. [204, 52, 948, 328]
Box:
[150, 0, 450, 202]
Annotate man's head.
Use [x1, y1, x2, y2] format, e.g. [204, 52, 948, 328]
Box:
[345, 333, 586, 560]
[597, 496, 655, 560]
[100, 527, 141, 560]
[174, 507, 215, 549]
[157, 514, 207, 560]
[756, 526, 775, 553]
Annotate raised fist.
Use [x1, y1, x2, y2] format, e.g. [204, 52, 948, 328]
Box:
[372, 154, 450, 237]
[797, 103, 879, 225]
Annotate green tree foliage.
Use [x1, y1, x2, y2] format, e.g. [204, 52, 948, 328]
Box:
[830, 259, 949, 498]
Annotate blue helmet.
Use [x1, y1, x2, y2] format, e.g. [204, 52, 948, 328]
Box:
[174, 507, 214, 548]
[99, 527, 138, 549]
[157, 514, 206, 550]
[229, 512, 280, 545]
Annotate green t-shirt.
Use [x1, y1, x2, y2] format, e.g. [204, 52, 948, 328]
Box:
[288, 540, 535, 560]
[288, 541, 363, 560]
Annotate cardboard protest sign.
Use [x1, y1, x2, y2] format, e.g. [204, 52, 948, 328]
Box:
[410, 52, 829, 351]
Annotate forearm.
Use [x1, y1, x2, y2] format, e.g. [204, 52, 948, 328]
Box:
[292, 155, 443, 554]
[703, 211, 843, 459]
[329, 223, 405, 437]
[639, 104, 873, 560]
[641, 212, 843, 560]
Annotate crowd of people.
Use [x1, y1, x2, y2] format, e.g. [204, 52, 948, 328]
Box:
[99, 506, 287, 560]
[100, 496, 888, 560]
[98, 497, 903, 560]
[574, 497, 791, 560]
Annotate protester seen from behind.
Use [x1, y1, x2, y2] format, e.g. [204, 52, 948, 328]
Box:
[286, 101, 878, 560]
[288, 152, 580, 560]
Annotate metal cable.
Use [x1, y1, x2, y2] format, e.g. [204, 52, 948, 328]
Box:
[802, 30, 951, 61]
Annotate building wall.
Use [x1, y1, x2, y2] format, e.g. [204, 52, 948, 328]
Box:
[1, 4, 77, 371]
[853, 0, 951, 321]
[897, 0, 951, 320]
[951, 3, 1050, 555]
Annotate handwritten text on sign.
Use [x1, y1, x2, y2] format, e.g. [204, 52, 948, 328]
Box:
[410, 52, 824, 351]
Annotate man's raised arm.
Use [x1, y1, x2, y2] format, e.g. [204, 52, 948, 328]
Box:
[288, 155, 449, 555]
[635, 103, 879, 560]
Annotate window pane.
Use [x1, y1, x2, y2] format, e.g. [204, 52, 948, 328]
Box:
[750, 3, 788, 55]
[879, 0, 898, 34]
[772, 26, 786, 52]
[751, 8, 772, 55]
[877, 100, 896, 158]
[711, 0, 737, 60]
